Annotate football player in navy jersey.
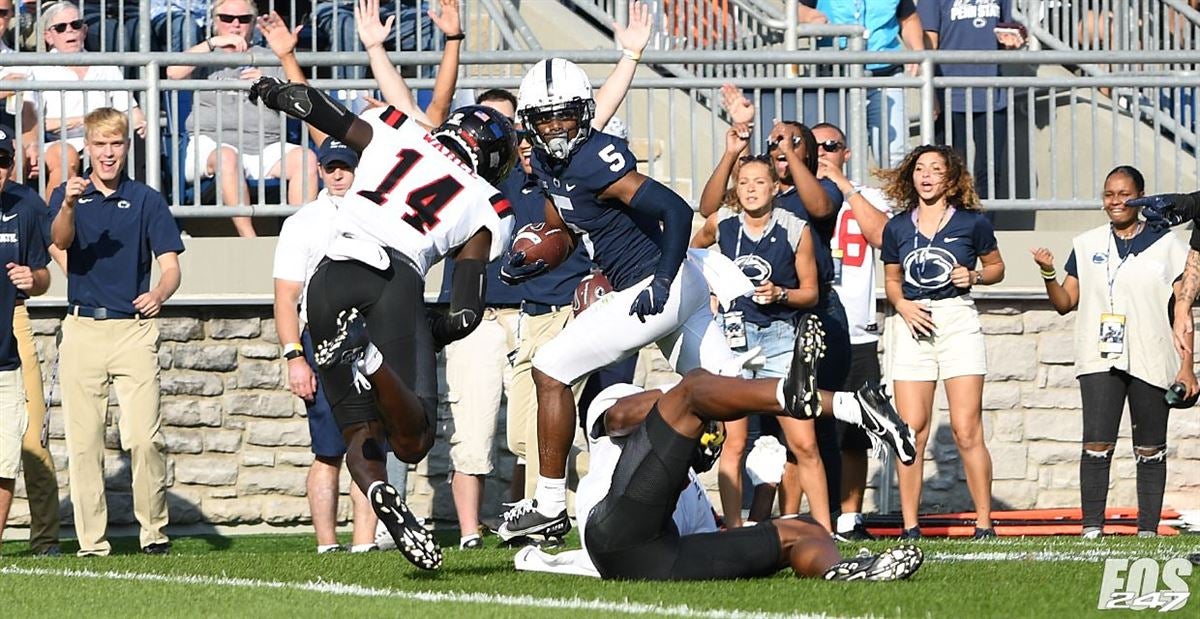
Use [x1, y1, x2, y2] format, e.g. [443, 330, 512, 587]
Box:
[495, 57, 746, 541]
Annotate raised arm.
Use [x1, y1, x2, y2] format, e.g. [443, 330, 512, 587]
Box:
[1030, 247, 1078, 314]
[771, 122, 833, 219]
[700, 85, 754, 217]
[166, 34, 248, 80]
[258, 11, 331, 145]
[357, 0, 434, 128]
[423, 0, 465, 126]
[593, 1, 653, 129]
[690, 212, 719, 249]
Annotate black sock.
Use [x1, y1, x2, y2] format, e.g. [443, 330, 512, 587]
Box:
[1080, 450, 1112, 528]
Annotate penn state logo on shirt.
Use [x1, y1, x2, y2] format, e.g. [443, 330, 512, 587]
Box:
[734, 254, 773, 285]
[117, 200, 131, 209]
[1092, 252, 1107, 264]
[903, 246, 956, 290]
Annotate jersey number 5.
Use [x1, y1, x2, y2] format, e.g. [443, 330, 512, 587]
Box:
[358, 148, 465, 233]
[598, 144, 626, 172]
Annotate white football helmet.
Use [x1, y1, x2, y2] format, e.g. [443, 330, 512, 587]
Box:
[517, 58, 596, 159]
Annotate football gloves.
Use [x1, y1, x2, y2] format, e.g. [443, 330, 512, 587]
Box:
[499, 251, 550, 285]
[629, 276, 672, 322]
[1127, 194, 1189, 231]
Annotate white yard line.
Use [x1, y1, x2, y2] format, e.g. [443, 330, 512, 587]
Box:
[0, 565, 848, 619]
[928, 547, 1195, 562]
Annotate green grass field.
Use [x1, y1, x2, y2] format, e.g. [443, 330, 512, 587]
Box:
[1, 532, 1196, 617]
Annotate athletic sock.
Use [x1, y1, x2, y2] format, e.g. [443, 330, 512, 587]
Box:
[836, 512, 862, 533]
[357, 342, 383, 375]
[830, 392, 863, 425]
[533, 476, 567, 516]
[775, 378, 787, 411]
[349, 543, 378, 553]
[316, 544, 342, 554]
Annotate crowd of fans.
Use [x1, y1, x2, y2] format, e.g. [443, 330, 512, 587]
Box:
[0, 0, 1193, 564]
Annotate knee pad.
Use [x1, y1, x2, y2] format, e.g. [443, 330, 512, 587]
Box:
[1134, 444, 1167, 464]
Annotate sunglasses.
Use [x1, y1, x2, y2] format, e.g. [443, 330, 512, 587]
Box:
[738, 154, 771, 164]
[48, 19, 85, 33]
[765, 136, 802, 151]
[217, 13, 255, 24]
[515, 129, 532, 141]
[818, 140, 845, 153]
[0, 154, 11, 168]
[0, 8, 12, 18]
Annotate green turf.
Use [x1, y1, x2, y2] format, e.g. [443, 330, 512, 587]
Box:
[1, 532, 1196, 617]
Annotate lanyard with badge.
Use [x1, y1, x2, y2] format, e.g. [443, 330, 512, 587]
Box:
[723, 213, 776, 350]
[910, 206, 954, 284]
[1099, 223, 1141, 357]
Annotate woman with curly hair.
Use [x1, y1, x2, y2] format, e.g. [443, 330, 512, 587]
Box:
[878, 144, 1005, 540]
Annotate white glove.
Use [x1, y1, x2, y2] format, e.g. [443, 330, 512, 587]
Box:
[745, 435, 787, 485]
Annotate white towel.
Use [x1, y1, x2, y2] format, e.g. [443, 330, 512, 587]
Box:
[325, 235, 389, 270]
[685, 248, 754, 308]
[513, 546, 601, 578]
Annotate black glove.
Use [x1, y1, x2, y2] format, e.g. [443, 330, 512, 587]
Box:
[629, 276, 672, 322]
[499, 251, 549, 285]
[1127, 194, 1188, 231]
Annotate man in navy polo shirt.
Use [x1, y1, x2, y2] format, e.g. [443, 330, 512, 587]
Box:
[0, 125, 61, 556]
[49, 107, 184, 557]
[0, 124, 51, 552]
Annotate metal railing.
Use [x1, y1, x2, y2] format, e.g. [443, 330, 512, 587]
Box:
[5, 49, 1200, 219]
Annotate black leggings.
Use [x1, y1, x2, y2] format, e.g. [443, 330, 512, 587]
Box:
[1077, 370, 1170, 531]
[307, 255, 438, 431]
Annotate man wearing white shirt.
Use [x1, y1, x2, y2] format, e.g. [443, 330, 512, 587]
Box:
[273, 136, 377, 554]
[813, 122, 894, 541]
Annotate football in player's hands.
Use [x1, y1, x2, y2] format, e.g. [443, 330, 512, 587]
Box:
[573, 270, 613, 316]
[499, 251, 549, 285]
[511, 222, 572, 268]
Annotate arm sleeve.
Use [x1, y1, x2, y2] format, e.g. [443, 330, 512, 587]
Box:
[972, 213, 999, 255]
[630, 178, 692, 282]
[146, 192, 186, 256]
[1065, 250, 1078, 278]
[880, 218, 900, 264]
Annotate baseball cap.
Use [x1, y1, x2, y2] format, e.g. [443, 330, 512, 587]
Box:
[0, 125, 14, 156]
[317, 137, 358, 168]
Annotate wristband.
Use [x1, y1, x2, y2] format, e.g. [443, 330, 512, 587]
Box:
[1040, 268, 1056, 280]
[844, 186, 861, 198]
[622, 48, 641, 61]
[282, 342, 304, 360]
[206, 38, 215, 51]
[444, 32, 466, 41]
[973, 271, 984, 285]
[777, 288, 788, 304]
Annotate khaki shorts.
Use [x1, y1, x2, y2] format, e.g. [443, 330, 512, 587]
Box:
[885, 296, 987, 382]
[0, 368, 28, 479]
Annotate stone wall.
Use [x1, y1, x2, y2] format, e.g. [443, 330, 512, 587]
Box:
[6, 300, 1200, 536]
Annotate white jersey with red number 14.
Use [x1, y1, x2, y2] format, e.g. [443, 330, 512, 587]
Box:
[333, 106, 513, 276]
[831, 184, 893, 345]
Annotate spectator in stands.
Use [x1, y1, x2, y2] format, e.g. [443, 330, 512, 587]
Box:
[0, 0, 39, 172]
[1, 126, 60, 555]
[878, 144, 1003, 540]
[150, 1, 206, 51]
[1032, 166, 1192, 538]
[274, 136, 379, 554]
[919, 0, 1027, 200]
[798, 0, 925, 168]
[49, 107, 183, 557]
[166, 0, 318, 237]
[812, 121, 894, 541]
[23, 1, 147, 201]
[314, 0, 432, 77]
[690, 150, 829, 530]
[0, 124, 51, 554]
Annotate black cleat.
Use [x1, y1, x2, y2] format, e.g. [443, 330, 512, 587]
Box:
[314, 308, 370, 370]
[369, 482, 442, 571]
[973, 527, 997, 540]
[834, 523, 877, 542]
[141, 542, 171, 555]
[494, 499, 571, 542]
[854, 383, 918, 466]
[824, 545, 924, 581]
[899, 527, 922, 540]
[782, 314, 826, 419]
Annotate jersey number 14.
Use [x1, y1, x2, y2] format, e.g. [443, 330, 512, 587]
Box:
[358, 148, 465, 233]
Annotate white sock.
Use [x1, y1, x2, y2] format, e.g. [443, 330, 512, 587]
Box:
[316, 544, 342, 554]
[837, 512, 862, 533]
[533, 475, 567, 516]
[775, 378, 787, 410]
[350, 543, 378, 553]
[357, 342, 383, 375]
[831, 391, 862, 425]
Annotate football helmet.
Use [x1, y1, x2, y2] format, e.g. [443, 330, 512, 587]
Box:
[517, 58, 596, 159]
[432, 105, 519, 184]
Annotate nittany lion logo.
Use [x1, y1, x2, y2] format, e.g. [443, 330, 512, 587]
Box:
[734, 254, 773, 285]
[903, 247, 956, 289]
